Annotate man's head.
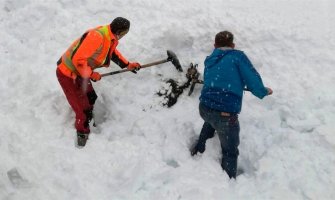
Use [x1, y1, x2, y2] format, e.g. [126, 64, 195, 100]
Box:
[214, 31, 234, 48]
[110, 17, 130, 40]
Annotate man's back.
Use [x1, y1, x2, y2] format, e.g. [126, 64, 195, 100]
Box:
[200, 47, 268, 113]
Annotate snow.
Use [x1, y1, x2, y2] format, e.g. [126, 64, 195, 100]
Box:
[1, 0, 335, 199]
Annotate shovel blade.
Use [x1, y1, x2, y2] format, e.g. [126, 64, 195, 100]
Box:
[167, 50, 183, 72]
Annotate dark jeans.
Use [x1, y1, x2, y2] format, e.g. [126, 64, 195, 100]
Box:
[198, 103, 240, 178]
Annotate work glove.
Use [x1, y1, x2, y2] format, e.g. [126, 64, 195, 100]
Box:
[127, 62, 141, 74]
[90, 72, 101, 82]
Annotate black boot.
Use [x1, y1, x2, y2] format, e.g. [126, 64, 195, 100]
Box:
[77, 132, 89, 147]
[221, 158, 238, 179]
[190, 141, 205, 156]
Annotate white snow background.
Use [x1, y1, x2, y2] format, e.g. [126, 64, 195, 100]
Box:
[1, 0, 335, 199]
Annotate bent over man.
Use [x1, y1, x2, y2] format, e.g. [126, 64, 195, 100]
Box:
[191, 31, 273, 178]
[56, 17, 141, 146]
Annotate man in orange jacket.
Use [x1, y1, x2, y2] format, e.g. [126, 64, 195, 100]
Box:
[56, 17, 141, 147]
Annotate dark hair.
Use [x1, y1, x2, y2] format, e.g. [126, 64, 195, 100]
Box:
[215, 31, 234, 47]
[110, 17, 130, 35]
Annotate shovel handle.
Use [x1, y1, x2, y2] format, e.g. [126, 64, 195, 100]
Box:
[101, 59, 168, 77]
[141, 59, 168, 68]
[101, 69, 129, 77]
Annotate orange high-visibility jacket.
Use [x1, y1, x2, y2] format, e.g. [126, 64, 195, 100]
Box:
[57, 25, 129, 79]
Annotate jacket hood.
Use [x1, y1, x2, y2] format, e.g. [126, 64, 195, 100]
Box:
[213, 47, 235, 56]
[205, 48, 237, 68]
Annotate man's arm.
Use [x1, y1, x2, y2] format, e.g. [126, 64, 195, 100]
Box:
[238, 52, 269, 99]
[111, 49, 129, 69]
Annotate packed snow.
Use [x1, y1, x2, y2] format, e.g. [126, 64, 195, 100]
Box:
[1, 0, 334, 199]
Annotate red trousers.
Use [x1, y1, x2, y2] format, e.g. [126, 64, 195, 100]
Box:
[56, 68, 97, 133]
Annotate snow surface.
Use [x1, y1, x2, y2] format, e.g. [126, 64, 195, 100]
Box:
[1, 0, 335, 199]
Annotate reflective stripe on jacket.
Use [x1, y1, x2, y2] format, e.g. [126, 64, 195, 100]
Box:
[57, 25, 129, 79]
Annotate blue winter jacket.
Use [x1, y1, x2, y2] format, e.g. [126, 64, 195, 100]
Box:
[199, 48, 268, 113]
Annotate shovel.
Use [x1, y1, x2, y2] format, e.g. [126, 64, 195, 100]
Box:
[101, 50, 183, 77]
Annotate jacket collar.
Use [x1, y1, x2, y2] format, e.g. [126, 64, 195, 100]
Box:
[218, 47, 233, 51]
[107, 25, 118, 41]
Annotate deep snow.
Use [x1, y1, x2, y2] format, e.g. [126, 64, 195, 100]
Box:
[1, 0, 335, 199]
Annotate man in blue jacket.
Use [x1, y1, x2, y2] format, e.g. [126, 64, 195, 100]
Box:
[191, 31, 273, 179]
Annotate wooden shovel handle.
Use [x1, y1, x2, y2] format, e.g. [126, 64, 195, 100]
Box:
[101, 59, 168, 77]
